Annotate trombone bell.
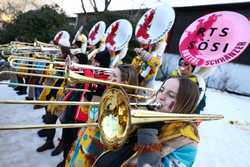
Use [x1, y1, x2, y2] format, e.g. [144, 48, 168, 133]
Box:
[98, 88, 224, 150]
[99, 88, 131, 150]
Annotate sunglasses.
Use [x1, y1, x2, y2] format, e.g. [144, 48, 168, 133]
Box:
[179, 61, 190, 67]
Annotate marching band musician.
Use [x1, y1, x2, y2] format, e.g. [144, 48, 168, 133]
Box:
[55, 22, 112, 166]
[132, 4, 175, 90]
[93, 77, 201, 167]
[87, 19, 132, 69]
[105, 19, 132, 68]
[134, 36, 167, 87]
[56, 50, 111, 167]
[36, 31, 71, 152]
[65, 64, 138, 167]
[87, 21, 107, 62]
[43, 28, 92, 158]
[71, 26, 88, 55]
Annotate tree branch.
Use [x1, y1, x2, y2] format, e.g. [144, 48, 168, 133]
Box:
[80, 0, 87, 13]
[88, 0, 98, 12]
[104, 0, 112, 11]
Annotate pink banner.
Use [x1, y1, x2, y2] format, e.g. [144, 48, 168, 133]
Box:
[179, 11, 250, 67]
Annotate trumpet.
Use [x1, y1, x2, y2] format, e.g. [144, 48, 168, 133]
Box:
[0, 88, 224, 151]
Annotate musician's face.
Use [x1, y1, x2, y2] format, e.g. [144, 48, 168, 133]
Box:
[155, 78, 179, 113]
[72, 56, 79, 63]
[109, 68, 121, 83]
[179, 60, 193, 76]
[108, 49, 116, 57]
[92, 59, 100, 67]
[141, 44, 152, 52]
[88, 44, 96, 50]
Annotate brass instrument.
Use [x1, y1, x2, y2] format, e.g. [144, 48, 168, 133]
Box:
[0, 71, 65, 79]
[0, 88, 224, 151]
[0, 65, 155, 101]
[98, 88, 223, 149]
[0, 81, 91, 93]
[8, 56, 114, 74]
[131, 54, 144, 74]
[1, 41, 61, 58]
[10, 41, 35, 46]
[34, 40, 57, 48]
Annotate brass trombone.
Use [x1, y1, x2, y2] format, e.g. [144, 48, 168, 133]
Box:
[0, 88, 224, 151]
[34, 40, 57, 48]
[0, 81, 91, 93]
[1, 41, 60, 58]
[8, 55, 65, 67]
[0, 66, 154, 99]
[9, 56, 115, 74]
[10, 41, 35, 47]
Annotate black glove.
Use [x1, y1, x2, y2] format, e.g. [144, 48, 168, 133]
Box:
[93, 142, 135, 167]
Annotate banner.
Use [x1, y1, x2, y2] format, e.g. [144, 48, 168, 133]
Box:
[179, 11, 250, 67]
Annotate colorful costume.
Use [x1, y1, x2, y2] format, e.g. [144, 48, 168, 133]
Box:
[92, 122, 199, 167]
[136, 38, 167, 86]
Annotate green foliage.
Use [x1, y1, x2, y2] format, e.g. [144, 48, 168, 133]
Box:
[0, 4, 74, 44]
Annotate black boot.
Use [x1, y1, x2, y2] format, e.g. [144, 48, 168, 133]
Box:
[16, 90, 27, 95]
[25, 96, 33, 100]
[33, 105, 44, 110]
[14, 86, 22, 91]
[56, 161, 65, 167]
[51, 138, 64, 156]
[37, 129, 49, 137]
[36, 140, 55, 152]
[42, 114, 46, 120]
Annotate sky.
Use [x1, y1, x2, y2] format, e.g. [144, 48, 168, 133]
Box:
[52, 0, 250, 16]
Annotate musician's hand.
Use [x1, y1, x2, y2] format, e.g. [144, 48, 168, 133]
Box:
[134, 48, 143, 55]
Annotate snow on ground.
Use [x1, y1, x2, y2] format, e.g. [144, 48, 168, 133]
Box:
[193, 89, 250, 167]
[0, 84, 63, 167]
[0, 84, 250, 167]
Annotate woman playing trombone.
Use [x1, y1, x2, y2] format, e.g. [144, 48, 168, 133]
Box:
[93, 76, 200, 167]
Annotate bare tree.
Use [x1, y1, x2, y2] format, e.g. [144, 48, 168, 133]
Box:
[80, 0, 113, 13]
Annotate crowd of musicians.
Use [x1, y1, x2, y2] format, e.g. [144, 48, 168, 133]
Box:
[2, 4, 208, 167]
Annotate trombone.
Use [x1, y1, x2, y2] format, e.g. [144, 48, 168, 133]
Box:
[8, 56, 115, 75]
[0, 88, 224, 151]
[34, 40, 57, 48]
[10, 41, 35, 47]
[0, 81, 91, 93]
[0, 66, 155, 100]
[8, 55, 65, 67]
[1, 41, 61, 58]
